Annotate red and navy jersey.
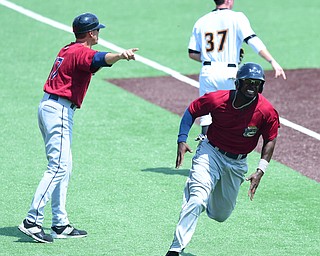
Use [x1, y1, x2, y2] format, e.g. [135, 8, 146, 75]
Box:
[188, 90, 280, 154]
[43, 42, 98, 108]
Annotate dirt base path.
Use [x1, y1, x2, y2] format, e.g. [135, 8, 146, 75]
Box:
[108, 68, 320, 182]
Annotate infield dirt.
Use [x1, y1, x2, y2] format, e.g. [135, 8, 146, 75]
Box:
[108, 68, 320, 182]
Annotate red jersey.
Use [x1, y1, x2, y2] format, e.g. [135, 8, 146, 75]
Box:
[43, 42, 98, 108]
[188, 90, 280, 154]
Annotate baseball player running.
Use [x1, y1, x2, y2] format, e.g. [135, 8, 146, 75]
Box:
[18, 13, 138, 243]
[165, 63, 280, 256]
[188, 0, 286, 137]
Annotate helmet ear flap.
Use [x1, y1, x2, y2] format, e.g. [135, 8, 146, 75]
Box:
[258, 81, 265, 93]
[235, 79, 239, 90]
[235, 79, 244, 91]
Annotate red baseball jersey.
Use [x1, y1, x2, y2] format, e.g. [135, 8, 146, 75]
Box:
[44, 42, 98, 108]
[188, 90, 280, 154]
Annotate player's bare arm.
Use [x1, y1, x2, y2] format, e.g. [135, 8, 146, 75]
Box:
[246, 138, 277, 200]
[246, 35, 286, 80]
[260, 138, 277, 162]
[104, 48, 139, 64]
[259, 48, 286, 80]
[175, 142, 193, 169]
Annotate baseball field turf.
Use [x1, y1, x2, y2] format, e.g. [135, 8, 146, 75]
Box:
[0, 0, 319, 255]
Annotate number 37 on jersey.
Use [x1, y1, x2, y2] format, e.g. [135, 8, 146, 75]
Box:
[205, 29, 228, 52]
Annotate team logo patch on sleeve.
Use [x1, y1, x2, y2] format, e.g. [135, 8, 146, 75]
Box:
[243, 126, 258, 137]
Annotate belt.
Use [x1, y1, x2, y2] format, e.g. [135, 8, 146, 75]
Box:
[48, 94, 77, 111]
[203, 61, 237, 67]
[209, 141, 247, 160]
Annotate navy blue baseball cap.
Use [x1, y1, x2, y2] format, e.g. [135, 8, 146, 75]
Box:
[72, 13, 105, 34]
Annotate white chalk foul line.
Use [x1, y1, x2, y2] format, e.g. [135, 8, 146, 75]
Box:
[280, 117, 320, 140]
[1, 0, 319, 141]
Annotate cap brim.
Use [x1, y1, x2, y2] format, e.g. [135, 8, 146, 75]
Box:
[97, 24, 105, 29]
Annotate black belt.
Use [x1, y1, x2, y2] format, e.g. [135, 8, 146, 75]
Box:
[209, 141, 247, 160]
[203, 61, 236, 67]
[49, 94, 77, 110]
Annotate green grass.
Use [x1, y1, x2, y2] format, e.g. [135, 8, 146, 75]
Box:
[0, 0, 319, 255]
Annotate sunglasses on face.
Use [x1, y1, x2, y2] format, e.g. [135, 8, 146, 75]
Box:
[241, 79, 263, 87]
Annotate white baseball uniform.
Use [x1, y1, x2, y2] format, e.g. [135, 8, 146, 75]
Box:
[188, 9, 256, 126]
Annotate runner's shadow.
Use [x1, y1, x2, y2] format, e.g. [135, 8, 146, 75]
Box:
[0, 226, 49, 243]
[141, 167, 189, 177]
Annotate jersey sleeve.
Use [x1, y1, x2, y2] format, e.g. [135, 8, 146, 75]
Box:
[77, 48, 97, 72]
[260, 108, 280, 141]
[188, 92, 215, 118]
[188, 20, 201, 52]
[236, 12, 256, 42]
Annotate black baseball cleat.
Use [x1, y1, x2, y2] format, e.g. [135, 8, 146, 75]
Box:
[165, 251, 179, 256]
[51, 224, 87, 239]
[18, 219, 53, 243]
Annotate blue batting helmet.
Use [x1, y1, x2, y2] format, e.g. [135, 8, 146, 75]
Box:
[235, 62, 265, 93]
[72, 13, 105, 34]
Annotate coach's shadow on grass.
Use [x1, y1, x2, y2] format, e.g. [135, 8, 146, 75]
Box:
[0, 226, 46, 243]
[141, 167, 189, 176]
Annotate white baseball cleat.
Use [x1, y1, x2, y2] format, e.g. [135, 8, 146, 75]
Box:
[51, 224, 87, 239]
[18, 219, 53, 243]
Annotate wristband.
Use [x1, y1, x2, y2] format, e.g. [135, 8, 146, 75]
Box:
[257, 159, 269, 173]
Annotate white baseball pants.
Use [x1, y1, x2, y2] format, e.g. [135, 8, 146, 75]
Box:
[169, 139, 248, 252]
[26, 94, 75, 227]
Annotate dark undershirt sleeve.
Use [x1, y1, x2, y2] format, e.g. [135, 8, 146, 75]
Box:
[177, 108, 195, 143]
[188, 49, 201, 54]
[91, 52, 113, 68]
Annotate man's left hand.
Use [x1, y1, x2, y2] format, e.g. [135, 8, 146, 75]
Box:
[246, 169, 264, 201]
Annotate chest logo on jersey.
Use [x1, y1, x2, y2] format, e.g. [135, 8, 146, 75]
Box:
[243, 126, 258, 137]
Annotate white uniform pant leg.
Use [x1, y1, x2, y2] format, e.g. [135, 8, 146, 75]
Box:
[206, 145, 248, 222]
[169, 142, 221, 252]
[51, 149, 72, 226]
[199, 65, 237, 127]
[26, 100, 74, 226]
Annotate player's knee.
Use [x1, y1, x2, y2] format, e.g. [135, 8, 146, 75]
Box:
[207, 209, 232, 222]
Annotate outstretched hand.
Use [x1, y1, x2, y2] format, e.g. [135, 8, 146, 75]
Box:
[175, 142, 193, 169]
[121, 48, 139, 61]
[271, 60, 286, 80]
[246, 169, 264, 201]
